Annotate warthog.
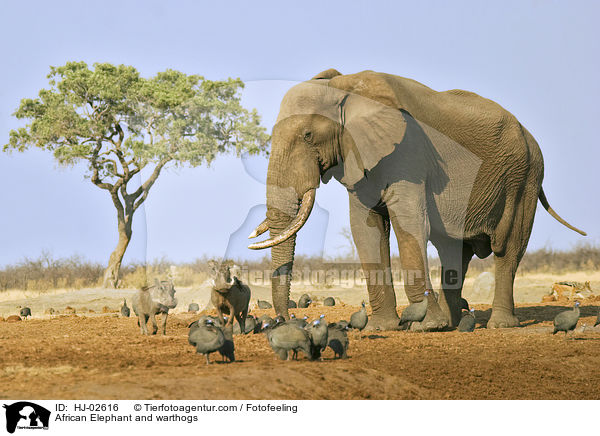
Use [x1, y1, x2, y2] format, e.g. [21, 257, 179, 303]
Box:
[132, 279, 178, 335]
[209, 260, 251, 332]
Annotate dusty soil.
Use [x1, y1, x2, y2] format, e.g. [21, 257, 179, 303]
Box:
[1, 302, 600, 400]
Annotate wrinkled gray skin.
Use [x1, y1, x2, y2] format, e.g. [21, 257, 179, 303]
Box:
[209, 260, 251, 331]
[265, 323, 313, 361]
[132, 279, 177, 335]
[306, 318, 328, 360]
[188, 319, 226, 365]
[327, 324, 349, 359]
[248, 69, 585, 331]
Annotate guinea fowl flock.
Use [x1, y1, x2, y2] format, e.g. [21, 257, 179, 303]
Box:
[8, 288, 597, 367]
[185, 299, 373, 364]
[184, 291, 599, 364]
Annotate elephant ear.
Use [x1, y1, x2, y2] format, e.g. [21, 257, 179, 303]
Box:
[329, 73, 408, 187]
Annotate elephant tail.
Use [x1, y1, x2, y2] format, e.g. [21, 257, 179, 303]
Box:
[539, 188, 587, 236]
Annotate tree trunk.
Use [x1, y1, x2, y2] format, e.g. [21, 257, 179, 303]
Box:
[102, 218, 132, 288]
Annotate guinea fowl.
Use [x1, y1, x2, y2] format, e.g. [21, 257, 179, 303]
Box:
[264, 322, 313, 361]
[553, 301, 581, 337]
[257, 300, 272, 309]
[120, 299, 130, 317]
[287, 314, 309, 328]
[336, 320, 350, 329]
[349, 302, 368, 330]
[187, 302, 200, 313]
[323, 297, 335, 307]
[19, 307, 31, 319]
[307, 315, 329, 360]
[188, 318, 226, 364]
[594, 308, 600, 327]
[288, 299, 297, 309]
[298, 294, 312, 308]
[256, 315, 274, 332]
[399, 291, 430, 330]
[457, 308, 476, 332]
[327, 323, 349, 359]
[233, 314, 257, 334]
[273, 314, 286, 325]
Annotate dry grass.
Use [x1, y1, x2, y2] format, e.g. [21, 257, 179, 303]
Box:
[1, 244, 598, 293]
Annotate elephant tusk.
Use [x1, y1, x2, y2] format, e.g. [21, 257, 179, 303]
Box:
[248, 218, 269, 239]
[248, 189, 316, 250]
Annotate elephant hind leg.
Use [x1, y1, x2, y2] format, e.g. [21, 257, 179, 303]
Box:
[488, 181, 538, 329]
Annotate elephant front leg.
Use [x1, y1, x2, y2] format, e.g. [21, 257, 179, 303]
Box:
[349, 194, 400, 331]
[387, 187, 448, 331]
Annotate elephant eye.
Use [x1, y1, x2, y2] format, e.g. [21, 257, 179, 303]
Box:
[303, 131, 313, 143]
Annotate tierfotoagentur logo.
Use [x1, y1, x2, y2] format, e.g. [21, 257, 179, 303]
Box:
[2, 402, 50, 434]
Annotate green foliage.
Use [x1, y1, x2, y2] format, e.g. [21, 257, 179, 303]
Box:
[4, 62, 270, 285]
[5, 61, 269, 185]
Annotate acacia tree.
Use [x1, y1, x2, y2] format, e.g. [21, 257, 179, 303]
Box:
[5, 62, 269, 288]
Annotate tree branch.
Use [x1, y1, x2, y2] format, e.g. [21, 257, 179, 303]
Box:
[132, 157, 171, 211]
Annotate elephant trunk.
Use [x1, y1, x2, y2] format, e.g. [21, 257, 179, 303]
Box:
[270, 230, 296, 318]
[263, 187, 303, 318]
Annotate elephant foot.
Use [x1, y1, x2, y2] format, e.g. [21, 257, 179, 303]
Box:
[487, 310, 520, 329]
[365, 314, 402, 331]
[408, 299, 450, 332]
[409, 311, 449, 332]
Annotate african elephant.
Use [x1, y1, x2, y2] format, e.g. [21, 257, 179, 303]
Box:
[248, 69, 585, 330]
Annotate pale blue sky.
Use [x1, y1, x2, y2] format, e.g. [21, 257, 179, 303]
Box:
[0, 0, 598, 266]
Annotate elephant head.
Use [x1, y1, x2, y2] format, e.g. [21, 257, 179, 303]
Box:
[248, 69, 410, 317]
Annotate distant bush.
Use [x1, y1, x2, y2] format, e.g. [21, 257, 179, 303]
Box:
[0, 243, 598, 292]
[0, 251, 104, 291]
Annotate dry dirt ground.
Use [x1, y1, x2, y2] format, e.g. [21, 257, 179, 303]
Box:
[1, 302, 600, 400]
